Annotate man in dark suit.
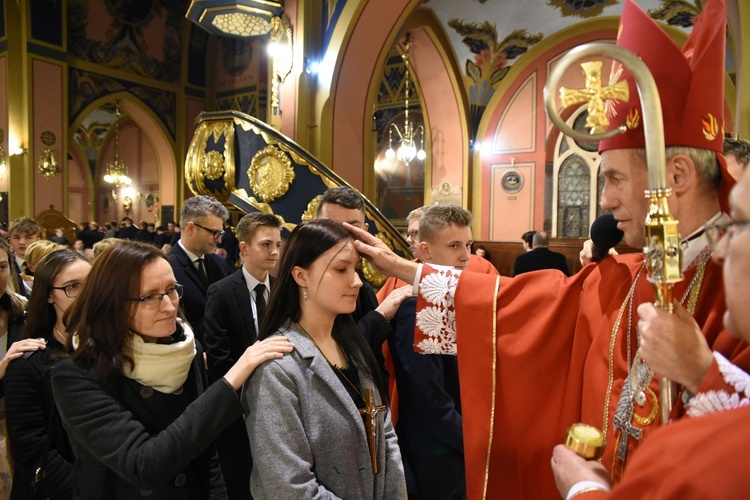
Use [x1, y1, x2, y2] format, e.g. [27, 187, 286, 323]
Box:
[117, 218, 138, 240]
[204, 212, 281, 500]
[512, 230, 570, 276]
[168, 196, 230, 348]
[217, 220, 239, 266]
[389, 204, 471, 499]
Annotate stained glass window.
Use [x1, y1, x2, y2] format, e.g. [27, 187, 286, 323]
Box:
[557, 155, 590, 238]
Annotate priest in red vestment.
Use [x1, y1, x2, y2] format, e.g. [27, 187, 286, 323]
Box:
[347, 1, 748, 498]
[551, 139, 750, 499]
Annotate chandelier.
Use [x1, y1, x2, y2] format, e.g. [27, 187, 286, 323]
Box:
[385, 33, 426, 166]
[37, 131, 59, 181]
[103, 102, 132, 187]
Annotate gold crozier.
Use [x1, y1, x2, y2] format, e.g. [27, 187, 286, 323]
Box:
[559, 61, 629, 133]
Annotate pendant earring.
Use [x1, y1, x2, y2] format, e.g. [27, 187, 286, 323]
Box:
[302, 288, 308, 301]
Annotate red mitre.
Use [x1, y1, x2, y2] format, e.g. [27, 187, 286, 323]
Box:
[598, 0, 734, 211]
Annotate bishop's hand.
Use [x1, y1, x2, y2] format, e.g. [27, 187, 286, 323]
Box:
[551, 445, 611, 498]
[343, 223, 419, 284]
[637, 301, 713, 394]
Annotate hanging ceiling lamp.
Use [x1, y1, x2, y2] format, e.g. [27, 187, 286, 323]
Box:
[385, 33, 426, 166]
[186, 0, 284, 38]
[103, 102, 132, 188]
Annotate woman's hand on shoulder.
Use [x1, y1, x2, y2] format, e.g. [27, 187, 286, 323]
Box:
[0, 338, 47, 379]
[224, 337, 295, 390]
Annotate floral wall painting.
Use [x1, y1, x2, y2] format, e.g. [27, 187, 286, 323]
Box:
[547, 0, 619, 18]
[648, 0, 702, 26]
[648, 0, 735, 84]
[448, 19, 542, 140]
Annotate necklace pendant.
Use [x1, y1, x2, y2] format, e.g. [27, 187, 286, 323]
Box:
[635, 391, 647, 407]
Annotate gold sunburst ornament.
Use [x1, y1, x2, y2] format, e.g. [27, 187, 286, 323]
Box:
[247, 145, 295, 202]
[202, 150, 226, 181]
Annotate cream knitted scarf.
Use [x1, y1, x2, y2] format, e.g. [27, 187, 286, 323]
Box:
[124, 323, 197, 394]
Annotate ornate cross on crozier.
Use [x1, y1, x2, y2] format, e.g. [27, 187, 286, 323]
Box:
[360, 388, 386, 474]
[559, 61, 629, 133]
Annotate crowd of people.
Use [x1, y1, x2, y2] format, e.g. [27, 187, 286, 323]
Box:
[0, 0, 750, 498]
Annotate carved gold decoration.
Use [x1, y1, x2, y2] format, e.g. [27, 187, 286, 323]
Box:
[185, 119, 236, 201]
[233, 188, 297, 233]
[301, 195, 322, 221]
[559, 61, 629, 133]
[248, 145, 295, 202]
[202, 150, 226, 181]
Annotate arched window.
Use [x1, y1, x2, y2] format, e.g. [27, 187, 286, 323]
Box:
[552, 107, 601, 238]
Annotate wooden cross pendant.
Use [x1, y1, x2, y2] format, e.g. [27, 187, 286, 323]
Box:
[559, 61, 630, 133]
[359, 388, 386, 474]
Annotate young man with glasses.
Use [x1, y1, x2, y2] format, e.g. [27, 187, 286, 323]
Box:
[168, 195, 230, 348]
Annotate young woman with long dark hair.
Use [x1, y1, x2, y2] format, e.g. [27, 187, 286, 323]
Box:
[244, 219, 406, 499]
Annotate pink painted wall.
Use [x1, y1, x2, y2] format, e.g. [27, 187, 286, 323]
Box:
[332, 0, 412, 189]
[97, 121, 160, 224]
[66, 149, 87, 224]
[478, 29, 617, 239]
[120, 100, 175, 207]
[410, 28, 464, 191]
[32, 59, 64, 215]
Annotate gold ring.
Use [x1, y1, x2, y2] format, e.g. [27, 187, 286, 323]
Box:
[263, 347, 268, 353]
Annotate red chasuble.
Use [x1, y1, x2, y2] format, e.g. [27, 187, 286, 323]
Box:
[580, 405, 750, 499]
[414, 252, 750, 500]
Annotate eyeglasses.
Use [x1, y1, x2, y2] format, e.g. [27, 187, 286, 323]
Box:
[405, 230, 419, 241]
[705, 220, 750, 252]
[50, 282, 84, 299]
[192, 222, 225, 239]
[128, 284, 184, 308]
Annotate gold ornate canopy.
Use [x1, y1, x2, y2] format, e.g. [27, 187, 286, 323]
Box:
[184, 110, 409, 287]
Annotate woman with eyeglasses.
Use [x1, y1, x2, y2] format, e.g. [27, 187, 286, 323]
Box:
[50, 241, 293, 498]
[5, 249, 89, 499]
[244, 220, 406, 499]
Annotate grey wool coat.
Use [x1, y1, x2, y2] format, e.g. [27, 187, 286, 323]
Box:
[242, 323, 407, 500]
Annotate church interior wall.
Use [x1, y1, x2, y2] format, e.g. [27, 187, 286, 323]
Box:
[0, 0, 745, 239]
[331, 0, 416, 190]
[32, 57, 64, 217]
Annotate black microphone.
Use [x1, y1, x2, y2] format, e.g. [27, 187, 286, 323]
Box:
[590, 213, 624, 262]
